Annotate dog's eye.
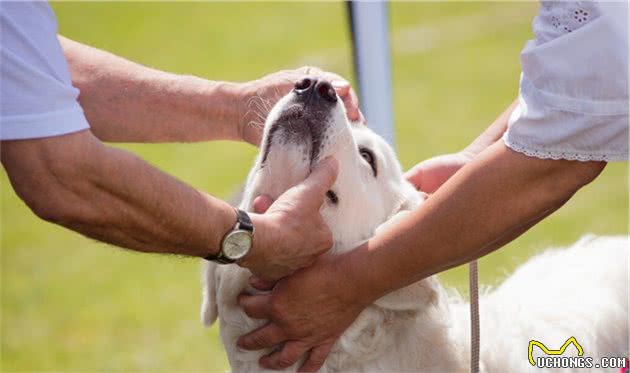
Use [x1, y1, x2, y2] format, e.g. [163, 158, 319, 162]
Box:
[326, 190, 339, 205]
[359, 147, 377, 177]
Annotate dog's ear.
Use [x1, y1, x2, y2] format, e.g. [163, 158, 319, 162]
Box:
[200, 261, 219, 326]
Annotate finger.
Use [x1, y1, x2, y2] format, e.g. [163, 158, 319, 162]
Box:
[342, 89, 361, 122]
[237, 323, 288, 351]
[298, 343, 334, 372]
[404, 164, 424, 191]
[298, 157, 339, 208]
[249, 275, 277, 291]
[321, 71, 347, 85]
[260, 340, 309, 370]
[331, 80, 360, 122]
[331, 80, 350, 95]
[253, 194, 274, 214]
[238, 293, 272, 319]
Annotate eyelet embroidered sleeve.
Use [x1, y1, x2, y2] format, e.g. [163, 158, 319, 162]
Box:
[503, 1, 628, 162]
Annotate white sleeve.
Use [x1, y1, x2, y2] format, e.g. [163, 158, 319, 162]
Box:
[0, 2, 90, 140]
[503, 1, 628, 162]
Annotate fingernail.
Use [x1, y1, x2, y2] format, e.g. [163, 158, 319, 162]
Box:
[332, 80, 349, 88]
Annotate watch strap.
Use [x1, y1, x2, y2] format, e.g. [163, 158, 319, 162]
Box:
[235, 208, 254, 232]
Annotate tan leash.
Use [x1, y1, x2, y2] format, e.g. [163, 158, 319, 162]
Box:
[469, 260, 480, 373]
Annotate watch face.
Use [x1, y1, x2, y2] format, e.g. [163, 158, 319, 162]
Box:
[222, 230, 252, 260]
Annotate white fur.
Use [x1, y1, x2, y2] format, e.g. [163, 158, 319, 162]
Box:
[202, 91, 629, 372]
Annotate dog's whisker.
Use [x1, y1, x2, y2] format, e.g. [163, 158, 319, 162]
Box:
[251, 98, 270, 114]
[242, 109, 266, 129]
[243, 106, 268, 124]
[247, 95, 272, 116]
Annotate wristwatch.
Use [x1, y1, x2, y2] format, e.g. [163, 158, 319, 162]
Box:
[205, 208, 254, 264]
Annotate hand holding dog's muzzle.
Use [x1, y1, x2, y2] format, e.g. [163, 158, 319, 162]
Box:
[239, 67, 363, 146]
[237, 157, 339, 282]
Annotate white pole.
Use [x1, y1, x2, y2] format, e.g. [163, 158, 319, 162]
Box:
[349, 1, 395, 147]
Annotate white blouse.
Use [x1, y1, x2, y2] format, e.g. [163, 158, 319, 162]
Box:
[503, 1, 628, 162]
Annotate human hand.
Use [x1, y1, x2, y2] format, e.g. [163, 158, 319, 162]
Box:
[238, 66, 363, 146]
[404, 151, 475, 194]
[237, 254, 368, 372]
[238, 157, 338, 282]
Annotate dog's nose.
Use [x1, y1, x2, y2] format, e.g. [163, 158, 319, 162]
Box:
[315, 80, 337, 103]
[293, 78, 337, 103]
[294, 78, 313, 93]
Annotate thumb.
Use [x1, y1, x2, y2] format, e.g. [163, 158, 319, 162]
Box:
[332, 80, 350, 96]
[299, 157, 339, 207]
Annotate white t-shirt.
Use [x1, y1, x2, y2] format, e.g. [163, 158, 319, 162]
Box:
[0, 2, 89, 140]
[503, 1, 629, 162]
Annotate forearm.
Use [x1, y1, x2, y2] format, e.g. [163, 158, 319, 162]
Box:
[342, 142, 605, 303]
[59, 36, 246, 143]
[463, 99, 518, 156]
[2, 130, 235, 256]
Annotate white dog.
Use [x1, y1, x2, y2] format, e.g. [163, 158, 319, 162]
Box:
[202, 78, 629, 372]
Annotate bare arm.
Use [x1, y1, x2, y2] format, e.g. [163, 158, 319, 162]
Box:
[1, 130, 337, 281]
[59, 36, 249, 144]
[59, 36, 360, 145]
[343, 143, 605, 300]
[2, 130, 235, 256]
[236, 141, 605, 371]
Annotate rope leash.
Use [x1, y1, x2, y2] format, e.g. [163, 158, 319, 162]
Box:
[469, 260, 480, 373]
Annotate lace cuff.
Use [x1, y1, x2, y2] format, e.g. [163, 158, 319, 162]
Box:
[503, 134, 625, 162]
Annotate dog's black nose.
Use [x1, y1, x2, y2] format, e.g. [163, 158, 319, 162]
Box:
[294, 78, 313, 92]
[315, 80, 337, 103]
[293, 78, 337, 103]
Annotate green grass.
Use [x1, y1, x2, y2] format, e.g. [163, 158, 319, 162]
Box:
[1, 2, 627, 371]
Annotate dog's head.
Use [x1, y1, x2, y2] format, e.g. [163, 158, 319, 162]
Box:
[242, 78, 422, 250]
[201, 79, 426, 326]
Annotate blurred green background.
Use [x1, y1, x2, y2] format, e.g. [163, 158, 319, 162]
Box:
[1, 2, 627, 371]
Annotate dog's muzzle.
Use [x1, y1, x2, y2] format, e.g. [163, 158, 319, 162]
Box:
[261, 78, 339, 164]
